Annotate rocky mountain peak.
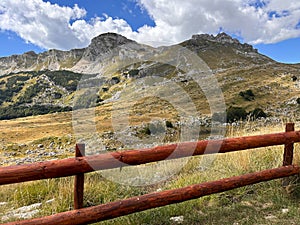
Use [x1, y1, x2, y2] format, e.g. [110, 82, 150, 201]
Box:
[83, 33, 136, 61]
[192, 32, 240, 45]
[90, 32, 134, 46]
[179, 32, 271, 70]
[190, 32, 258, 53]
[24, 51, 37, 57]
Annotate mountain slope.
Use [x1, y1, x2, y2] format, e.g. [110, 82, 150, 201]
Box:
[0, 32, 299, 122]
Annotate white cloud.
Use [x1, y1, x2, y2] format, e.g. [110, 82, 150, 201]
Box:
[136, 0, 300, 45]
[0, 0, 299, 51]
[0, 0, 133, 50]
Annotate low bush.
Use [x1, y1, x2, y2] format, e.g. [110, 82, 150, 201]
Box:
[166, 120, 174, 128]
[128, 69, 140, 77]
[212, 106, 267, 123]
[239, 89, 255, 101]
[248, 108, 267, 119]
[226, 106, 248, 122]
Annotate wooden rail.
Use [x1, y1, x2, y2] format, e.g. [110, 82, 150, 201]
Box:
[0, 123, 299, 224]
[4, 165, 300, 225]
[1, 129, 300, 185]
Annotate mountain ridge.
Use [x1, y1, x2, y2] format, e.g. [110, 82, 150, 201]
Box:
[0, 32, 276, 75]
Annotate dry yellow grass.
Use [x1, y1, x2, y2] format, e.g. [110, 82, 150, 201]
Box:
[0, 112, 73, 145]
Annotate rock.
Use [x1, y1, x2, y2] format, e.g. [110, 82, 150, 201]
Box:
[2, 203, 42, 221]
[282, 208, 289, 214]
[48, 152, 57, 157]
[83, 33, 135, 61]
[37, 144, 44, 148]
[265, 215, 277, 220]
[25, 150, 35, 155]
[45, 198, 55, 204]
[16, 203, 42, 212]
[262, 202, 273, 209]
[49, 142, 55, 148]
[13, 209, 40, 220]
[170, 216, 184, 223]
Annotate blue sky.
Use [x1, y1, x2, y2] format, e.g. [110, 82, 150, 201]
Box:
[0, 0, 300, 64]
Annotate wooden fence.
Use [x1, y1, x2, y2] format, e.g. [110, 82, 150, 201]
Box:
[0, 123, 299, 225]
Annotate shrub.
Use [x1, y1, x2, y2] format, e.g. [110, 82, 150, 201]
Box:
[45, 70, 82, 92]
[297, 98, 300, 104]
[248, 108, 267, 119]
[140, 126, 151, 135]
[17, 83, 44, 104]
[239, 89, 255, 101]
[128, 69, 140, 77]
[110, 77, 120, 85]
[226, 106, 247, 122]
[212, 107, 247, 123]
[73, 90, 98, 109]
[53, 92, 62, 99]
[0, 105, 72, 120]
[213, 106, 267, 123]
[138, 122, 166, 136]
[96, 96, 103, 103]
[102, 87, 109, 92]
[166, 120, 173, 128]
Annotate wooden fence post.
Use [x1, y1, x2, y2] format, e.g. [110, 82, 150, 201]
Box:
[74, 143, 85, 209]
[283, 123, 295, 166]
[282, 123, 295, 187]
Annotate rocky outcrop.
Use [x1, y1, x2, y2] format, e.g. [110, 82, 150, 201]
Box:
[181, 32, 273, 69]
[82, 32, 136, 61]
[0, 33, 135, 75]
[191, 32, 257, 53]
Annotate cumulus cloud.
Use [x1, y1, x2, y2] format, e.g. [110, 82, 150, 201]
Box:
[0, 0, 299, 50]
[136, 0, 300, 45]
[0, 0, 134, 50]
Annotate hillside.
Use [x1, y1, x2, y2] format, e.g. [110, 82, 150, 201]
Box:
[0, 32, 299, 121]
[0, 32, 300, 153]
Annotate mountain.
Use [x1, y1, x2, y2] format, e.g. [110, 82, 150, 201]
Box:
[0, 32, 299, 121]
[0, 33, 139, 75]
[0, 32, 274, 75]
[181, 32, 273, 69]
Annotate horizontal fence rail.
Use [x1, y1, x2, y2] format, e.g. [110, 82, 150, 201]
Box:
[1, 130, 300, 186]
[3, 165, 300, 225]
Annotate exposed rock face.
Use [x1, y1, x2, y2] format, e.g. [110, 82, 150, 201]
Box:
[0, 33, 135, 75]
[0, 48, 84, 75]
[181, 32, 273, 69]
[82, 32, 136, 61]
[191, 32, 257, 53]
